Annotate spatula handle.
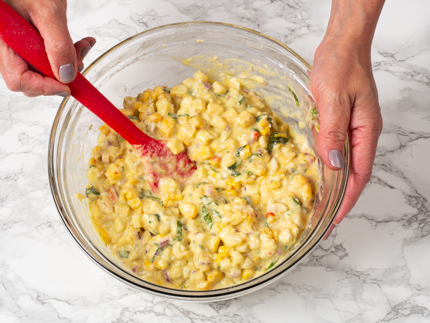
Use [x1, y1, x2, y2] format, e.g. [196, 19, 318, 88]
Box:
[0, 1, 155, 146]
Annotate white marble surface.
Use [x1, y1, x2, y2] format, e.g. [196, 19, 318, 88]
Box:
[1, 0, 430, 322]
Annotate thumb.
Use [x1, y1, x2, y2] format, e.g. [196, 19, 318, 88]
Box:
[29, 1, 77, 83]
[317, 92, 351, 170]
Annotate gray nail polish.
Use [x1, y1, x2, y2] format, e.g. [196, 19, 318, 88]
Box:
[78, 65, 84, 72]
[80, 46, 91, 59]
[55, 91, 70, 97]
[90, 40, 96, 47]
[59, 63, 75, 83]
[329, 150, 344, 168]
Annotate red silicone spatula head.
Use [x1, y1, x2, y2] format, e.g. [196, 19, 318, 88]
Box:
[0, 1, 196, 186]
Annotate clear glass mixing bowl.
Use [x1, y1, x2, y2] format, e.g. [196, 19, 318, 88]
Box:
[48, 22, 349, 301]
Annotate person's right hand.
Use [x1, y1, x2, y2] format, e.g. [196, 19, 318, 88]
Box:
[0, 0, 96, 97]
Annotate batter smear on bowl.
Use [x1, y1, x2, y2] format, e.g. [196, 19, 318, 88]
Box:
[84, 71, 319, 290]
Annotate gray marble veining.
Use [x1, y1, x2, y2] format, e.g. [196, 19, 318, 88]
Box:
[1, 0, 429, 322]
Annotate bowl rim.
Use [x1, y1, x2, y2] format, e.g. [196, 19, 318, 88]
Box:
[48, 21, 349, 301]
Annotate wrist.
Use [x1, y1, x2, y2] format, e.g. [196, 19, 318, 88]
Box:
[324, 0, 385, 51]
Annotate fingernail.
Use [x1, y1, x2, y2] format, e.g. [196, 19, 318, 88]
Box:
[329, 150, 344, 168]
[78, 65, 84, 72]
[324, 223, 336, 240]
[55, 91, 70, 97]
[90, 40, 96, 47]
[80, 46, 91, 59]
[59, 63, 75, 83]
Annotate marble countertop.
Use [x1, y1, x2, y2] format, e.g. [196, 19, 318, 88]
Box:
[1, 0, 429, 322]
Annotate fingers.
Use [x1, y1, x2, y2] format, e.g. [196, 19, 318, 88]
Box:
[323, 104, 383, 240]
[28, 1, 77, 83]
[317, 89, 351, 171]
[0, 39, 70, 96]
[74, 37, 96, 72]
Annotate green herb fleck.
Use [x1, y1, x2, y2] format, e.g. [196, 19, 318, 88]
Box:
[236, 145, 246, 157]
[140, 191, 164, 206]
[175, 221, 183, 241]
[89, 165, 95, 169]
[202, 206, 213, 228]
[267, 132, 289, 154]
[238, 95, 245, 105]
[85, 186, 100, 197]
[255, 114, 273, 124]
[310, 108, 318, 120]
[211, 209, 222, 218]
[127, 116, 139, 121]
[292, 197, 302, 206]
[210, 166, 219, 173]
[266, 258, 279, 271]
[195, 182, 207, 188]
[242, 196, 252, 205]
[168, 113, 190, 119]
[283, 245, 289, 251]
[231, 170, 241, 177]
[248, 152, 263, 162]
[154, 214, 160, 222]
[287, 86, 300, 106]
[118, 250, 130, 258]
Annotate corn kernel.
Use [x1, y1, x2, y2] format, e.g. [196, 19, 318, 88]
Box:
[226, 178, 240, 189]
[266, 212, 277, 223]
[159, 116, 175, 138]
[195, 281, 211, 291]
[269, 180, 281, 189]
[212, 81, 226, 95]
[195, 130, 214, 144]
[207, 271, 223, 284]
[224, 189, 237, 196]
[258, 118, 270, 128]
[209, 236, 221, 253]
[273, 229, 280, 242]
[208, 156, 221, 167]
[156, 98, 173, 115]
[144, 259, 155, 270]
[191, 116, 204, 127]
[153, 258, 168, 270]
[195, 145, 213, 160]
[239, 145, 252, 159]
[179, 202, 198, 218]
[97, 227, 110, 245]
[132, 214, 142, 229]
[262, 227, 273, 237]
[166, 138, 185, 155]
[212, 222, 223, 234]
[236, 110, 254, 127]
[242, 269, 254, 280]
[260, 127, 270, 136]
[125, 187, 138, 200]
[248, 163, 266, 176]
[99, 124, 110, 135]
[148, 113, 161, 123]
[193, 71, 208, 82]
[192, 98, 206, 112]
[128, 197, 142, 210]
[218, 246, 232, 257]
[170, 84, 189, 97]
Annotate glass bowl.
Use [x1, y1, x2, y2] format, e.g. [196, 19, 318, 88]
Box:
[48, 22, 349, 301]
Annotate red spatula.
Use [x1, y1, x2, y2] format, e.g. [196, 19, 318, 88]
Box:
[0, 2, 196, 189]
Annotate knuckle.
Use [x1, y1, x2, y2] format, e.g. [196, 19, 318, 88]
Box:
[47, 40, 71, 58]
[4, 75, 21, 92]
[324, 128, 347, 146]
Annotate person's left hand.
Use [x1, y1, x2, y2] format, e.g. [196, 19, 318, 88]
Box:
[311, 35, 383, 238]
